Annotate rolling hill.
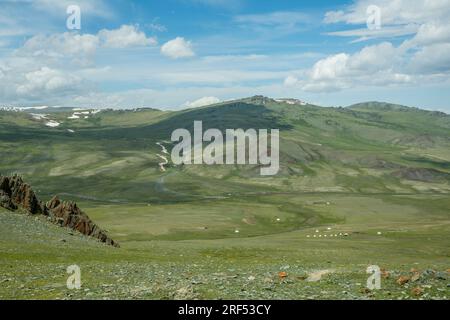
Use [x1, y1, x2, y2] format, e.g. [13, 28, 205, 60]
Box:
[0, 97, 449, 299]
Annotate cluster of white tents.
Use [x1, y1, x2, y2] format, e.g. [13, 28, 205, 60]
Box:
[306, 228, 349, 238]
[306, 228, 383, 238]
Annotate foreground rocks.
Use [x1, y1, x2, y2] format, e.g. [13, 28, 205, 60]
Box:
[0, 175, 46, 214]
[0, 175, 118, 247]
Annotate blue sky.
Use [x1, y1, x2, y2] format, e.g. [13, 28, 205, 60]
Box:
[1, 0, 450, 111]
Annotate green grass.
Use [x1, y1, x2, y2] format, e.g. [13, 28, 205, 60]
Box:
[1, 193, 449, 300]
[0, 98, 449, 299]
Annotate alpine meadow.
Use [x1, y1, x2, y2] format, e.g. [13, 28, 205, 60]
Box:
[0, 0, 449, 302]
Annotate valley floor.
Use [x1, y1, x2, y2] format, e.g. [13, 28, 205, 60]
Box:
[1, 193, 449, 300]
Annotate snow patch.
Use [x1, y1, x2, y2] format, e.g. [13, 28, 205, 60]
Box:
[45, 120, 60, 127]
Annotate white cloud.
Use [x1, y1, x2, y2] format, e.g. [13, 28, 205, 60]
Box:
[310, 53, 349, 81]
[409, 43, 450, 73]
[298, 0, 450, 92]
[16, 67, 84, 97]
[325, 24, 419, 43]
[161, 37, 195, 59]
[99, 25, 157, 48]
[0, 24, 157, 103]
[284, 75, 299, 87]
[183, 96, 221, 108]
[406, 22, 450, 47]
[324, 0, 450, 26]
[14, 25, 156, 67]
[17, 32, 99, 66]
[293, 42, 414, 92]
[324, 0, 450, 42]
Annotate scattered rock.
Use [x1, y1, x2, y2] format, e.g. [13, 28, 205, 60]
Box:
[307, 269, 334, 282]
[435, 272, 447, 280]
[422, 269, 435, 278]
[411, 286, 424, 297]
[411, 272, 421, 282]
[397, 276, 410, 286]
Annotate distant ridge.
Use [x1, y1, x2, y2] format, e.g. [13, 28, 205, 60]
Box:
[347, 101, 449, 115]
[1, 97, 447, 114]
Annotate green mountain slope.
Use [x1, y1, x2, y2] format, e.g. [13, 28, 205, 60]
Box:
[1, 98, 450, 300]
[1, 97, 449, 203]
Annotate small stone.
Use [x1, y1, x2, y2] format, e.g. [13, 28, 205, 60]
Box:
[411, 286, 424, 297]
[397, 276, 410, 286]
[411, 272, 421, 282]
[435, 272, 447, 280]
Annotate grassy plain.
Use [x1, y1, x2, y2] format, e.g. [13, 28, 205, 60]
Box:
[0, 97, 449, 299]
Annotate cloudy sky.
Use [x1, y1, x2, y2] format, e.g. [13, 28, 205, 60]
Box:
[1, 0, 450, 111]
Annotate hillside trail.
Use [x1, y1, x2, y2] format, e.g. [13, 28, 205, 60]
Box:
[156, 142, 169, 172]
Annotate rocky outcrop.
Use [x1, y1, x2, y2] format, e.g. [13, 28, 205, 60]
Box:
[46, 196, 118, 247]
[0, 174, 118, 247]
[0, 175, 47, 214]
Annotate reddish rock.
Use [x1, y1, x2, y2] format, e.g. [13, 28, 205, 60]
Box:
[411, 286, 424, 297]
[46, 196, 119, 247]
[0, 175, 46, 214]
[0, 175, 118, 247]
[380, 268, 390, 279]
[396, 275, 410, 286]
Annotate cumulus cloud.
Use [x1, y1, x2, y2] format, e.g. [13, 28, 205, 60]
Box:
[183, 96, 221, 108]
[0, 24, 157, 103]
[19, 25, 155, 55]
[405, 22, 450, 47]
[287, 42, 413, 92]
[161, 37, 195, 59]
[290, 0, 450, 93]
[16, 67, 83, 97]
[17, 32, 99, 66]
[99, 25, 157, 48]
[409, 43, 450, 73]
[324, 0, 450, 26]
[324, 0, 450, 42]
[14, 24, 157, 68]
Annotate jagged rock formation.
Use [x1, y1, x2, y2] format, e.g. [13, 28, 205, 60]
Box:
[0, 175, 46, 214]
[46, 196, 118, 247]
[0, 174, 118, 247]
